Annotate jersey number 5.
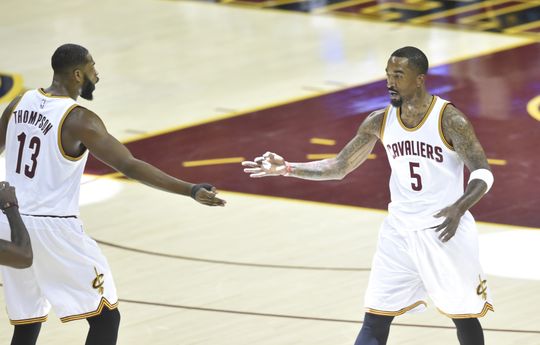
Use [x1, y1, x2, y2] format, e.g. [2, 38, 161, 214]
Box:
[409, 162, 422, 191]
[16, 132, 41, 178]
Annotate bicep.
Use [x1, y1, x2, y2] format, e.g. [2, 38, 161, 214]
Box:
[71, 111, 135, 172]
[444, 108, 490, 171]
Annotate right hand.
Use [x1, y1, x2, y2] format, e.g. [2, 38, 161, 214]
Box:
[0, 182, 18, 208]
[242, 152, 288, 178]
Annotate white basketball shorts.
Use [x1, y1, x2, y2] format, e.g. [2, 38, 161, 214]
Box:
[364, 213, 493, 318]
[0, 214, 118, 324]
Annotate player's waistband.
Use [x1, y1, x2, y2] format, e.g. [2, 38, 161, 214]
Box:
[21, 213, 77, 219]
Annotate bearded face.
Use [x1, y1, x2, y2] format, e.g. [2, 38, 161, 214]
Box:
[80, 73, 96, 100]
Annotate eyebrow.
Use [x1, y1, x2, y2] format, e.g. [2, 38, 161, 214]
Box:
[385, 69, 405, 74]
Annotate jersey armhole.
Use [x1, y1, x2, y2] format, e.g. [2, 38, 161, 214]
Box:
[438, 102, 454, 150]
[57, 105, 88, 161]
[379, 105, 390, 142]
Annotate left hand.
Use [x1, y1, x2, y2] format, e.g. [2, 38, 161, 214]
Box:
[431, 205, 464, 242]
[191, 183, 226, 207]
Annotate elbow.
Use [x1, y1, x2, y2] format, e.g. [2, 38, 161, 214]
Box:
[13, 250, 33, 269]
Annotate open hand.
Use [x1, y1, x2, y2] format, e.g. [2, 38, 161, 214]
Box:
[431, 205, 464, 242]
[192, 184, 226, 207]
[242, 152, 288, 178]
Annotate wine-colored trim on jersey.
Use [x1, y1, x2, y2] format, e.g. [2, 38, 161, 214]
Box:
[37, 88, 70, 99]
[396, 95, 436, 131]
[438, 102, 454, 151]
[366, 300, 427, 316]
[59, 297, 118, 323]
[57, 104, 87, 161]
[379, 105, 390, 141]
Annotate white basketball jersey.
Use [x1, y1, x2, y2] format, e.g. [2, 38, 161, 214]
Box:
[381, 95, 473, 231]
[5, 89, 88, 216]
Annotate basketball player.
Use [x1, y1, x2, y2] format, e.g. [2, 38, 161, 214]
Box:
[243, 46, 493, 345]
[0, 43, 226, 345]
[0, 182, 32, 269]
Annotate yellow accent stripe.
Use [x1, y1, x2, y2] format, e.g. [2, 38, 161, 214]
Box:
[487, 158, 507, 166]
[57, 104, 86, 161]
[261, 0, 305, 8]
[37, 88, 71, 99]
[379, 105, 390, 141]
[408, 0, 510, 24]
[397, 96, 437, 132]
[182, 157, 245, 167]
[10, 315, 48, 325]
[310, 138, 336, 146]
[438, 102, 454, 150]
[505, 19, 540, 34]
[312, 0, 373, 14]
[367, 301, 427, 316]
[60, 297, 118, 323]
[459, 2, 540, 24]
[438, 302, 494, 319]
[306, 153, 376, 160]
[0, 73, 24, 104]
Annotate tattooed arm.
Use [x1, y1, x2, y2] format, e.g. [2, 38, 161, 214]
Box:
[242, 109, 385, 180]
[433, 104, 491, 242]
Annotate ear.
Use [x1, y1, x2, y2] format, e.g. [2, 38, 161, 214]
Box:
[416, 73, 425, 87]
[73, 69, 84, 83]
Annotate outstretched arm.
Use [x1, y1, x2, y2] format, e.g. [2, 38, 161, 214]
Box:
[242, 109, 385, 181]
[434, 104, 491, 242]
[0, 182, 33, 268]
[63, 107, 225, 206]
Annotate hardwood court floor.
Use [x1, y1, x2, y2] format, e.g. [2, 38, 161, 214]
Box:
[0, 0, 539, 344]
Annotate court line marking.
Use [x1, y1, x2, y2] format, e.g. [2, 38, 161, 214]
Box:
[115, 298, 540, 334]
[87, 175, 539, 231]
[183, 157, 245, 167]
[111, 15, 534, 145]
[0, 73, 24, 104]
[188, 0, 540, 41]
[95, 238, 369, 271]
[310, 138, 336, 146]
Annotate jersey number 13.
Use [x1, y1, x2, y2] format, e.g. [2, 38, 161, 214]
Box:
[15, 132, 41, 178]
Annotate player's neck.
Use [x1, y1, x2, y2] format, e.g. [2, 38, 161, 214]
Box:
[400, 91, 432, 121]
[44, 78, 79, 101]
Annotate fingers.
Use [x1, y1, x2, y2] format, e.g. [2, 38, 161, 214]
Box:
[242, 167, 268, 178]
[196, 189, 226, 206]
[433, 219, 449, 232]
[241, 161, 259, 168]
[438, 225, 457, 242]
[436, 221, 458, 242]
[433, 208, 447, 218]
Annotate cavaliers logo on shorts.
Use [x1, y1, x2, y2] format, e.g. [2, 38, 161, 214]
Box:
[476, 275, 488, 301]
[92, 267, 105, 295]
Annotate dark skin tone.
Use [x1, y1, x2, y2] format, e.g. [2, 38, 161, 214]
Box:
[0, 182, 32, 269]
[243, 55, 490, 242]
[0, 53, 225, 206]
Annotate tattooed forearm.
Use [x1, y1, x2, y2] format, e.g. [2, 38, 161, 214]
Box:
[289, 109, 384, 180]
[442, 105, 491, 213]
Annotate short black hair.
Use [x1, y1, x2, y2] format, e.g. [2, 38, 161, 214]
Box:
[51, 44, 89, 73]
[390, 46, 428, 75]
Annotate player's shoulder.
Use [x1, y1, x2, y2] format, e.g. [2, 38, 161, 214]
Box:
[441, 103, 472, 132]
[63, 105, 104, 132]
[359, 107, 387, 137]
